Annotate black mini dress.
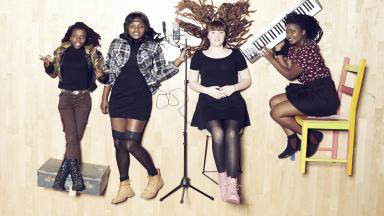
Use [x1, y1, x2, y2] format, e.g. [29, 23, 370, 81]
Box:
[109, 40, 152, 120]
[190, 49, 250, 130]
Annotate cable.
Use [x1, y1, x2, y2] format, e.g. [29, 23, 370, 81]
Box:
[155, 88, 191, 124]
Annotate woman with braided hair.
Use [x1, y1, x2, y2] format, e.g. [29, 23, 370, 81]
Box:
[260, 12, 340, 159]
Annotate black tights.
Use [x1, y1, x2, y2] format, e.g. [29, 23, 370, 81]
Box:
[111, 118, 157, 181]
[207, 120, 242, 178]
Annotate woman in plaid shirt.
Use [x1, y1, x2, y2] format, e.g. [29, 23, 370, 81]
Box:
[100, 11, 188, 204]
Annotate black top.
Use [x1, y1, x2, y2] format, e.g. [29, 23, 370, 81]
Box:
[61, 46, 89, 90]
[109, 39, 152, 120]
[190, 49, 248, 88]
[190, 49, 250, 130]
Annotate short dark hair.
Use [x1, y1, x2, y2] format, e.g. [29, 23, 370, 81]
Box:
[61, 22, 101, 47]
[284, 12, 323, 43]
[120, 11, 162, 42]
[202, 20, 228, 49]
[207, 20, 227, 33]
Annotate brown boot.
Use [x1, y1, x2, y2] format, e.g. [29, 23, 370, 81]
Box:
[140, 169, 164, 199]
[111, 180, 135, 204]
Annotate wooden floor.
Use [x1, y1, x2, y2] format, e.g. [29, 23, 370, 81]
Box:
[1, 0, 383, 215]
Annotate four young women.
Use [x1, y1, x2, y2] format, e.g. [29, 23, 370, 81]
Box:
[41, 11, 338, 205]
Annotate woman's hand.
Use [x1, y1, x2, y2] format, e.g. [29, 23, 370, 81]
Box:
[174, 47, 191, 67]
[274, 40, 285, 51]
[100, 99, 109, 114]
[204, 86, 226, 99]
[40, 55, 53, 68]
[273, 39, 290, 57]
[95, 69, 103, 78]
[260, 47, 275, 61]
[219, 85, 236, 97]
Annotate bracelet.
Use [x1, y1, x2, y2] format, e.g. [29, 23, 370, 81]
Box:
[233, 84, 237, 92]
[275, 49, 289, 57]
[97, 74, 109, 84]
[274, 50, 284, 56]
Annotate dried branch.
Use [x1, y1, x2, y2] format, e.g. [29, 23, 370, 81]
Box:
[175, 0, 254, 50]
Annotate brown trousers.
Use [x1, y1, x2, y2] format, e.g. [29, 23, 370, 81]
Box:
[58, 92, 91, 159]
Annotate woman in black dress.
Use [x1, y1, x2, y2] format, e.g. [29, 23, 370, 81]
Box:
[189, 20, 251, 204]
[260, 12, 340, 159]
[100, 11, 188, 204]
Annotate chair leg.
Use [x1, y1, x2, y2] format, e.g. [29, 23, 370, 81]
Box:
[300, 126, 309, 174]
[347, 128, 355, 176]
[202, 135, 218, 184]
[331, 131, 340, 159]
[202, 136, 209, 174]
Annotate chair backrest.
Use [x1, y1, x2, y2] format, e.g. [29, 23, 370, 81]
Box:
[336, 57, 366, 122]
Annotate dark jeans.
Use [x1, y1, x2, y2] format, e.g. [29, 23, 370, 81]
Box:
[58, 92, 91, 159]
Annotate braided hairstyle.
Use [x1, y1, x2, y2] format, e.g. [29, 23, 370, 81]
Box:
[61, 22, 101, 47]
[284, 12, 323, 43]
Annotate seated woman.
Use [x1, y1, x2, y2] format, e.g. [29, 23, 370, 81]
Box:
[188, 20, 252, 204]
[260, 12, 340, 159]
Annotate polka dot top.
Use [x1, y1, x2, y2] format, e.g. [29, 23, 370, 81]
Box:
[287, 40, 331, 84]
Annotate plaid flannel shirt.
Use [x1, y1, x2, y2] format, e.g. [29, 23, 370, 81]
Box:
[105, 37, 179, 94]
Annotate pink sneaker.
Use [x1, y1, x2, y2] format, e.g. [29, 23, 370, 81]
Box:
[218, 172, 228, 201]
[226, 177, 240, 204]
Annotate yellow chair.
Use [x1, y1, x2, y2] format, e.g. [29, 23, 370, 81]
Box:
[295, 57, 366, 175]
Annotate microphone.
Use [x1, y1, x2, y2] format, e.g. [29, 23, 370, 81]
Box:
[172, 22, 180, 44]
[162, 21, 167, 39]
[162, 21, 181, 48]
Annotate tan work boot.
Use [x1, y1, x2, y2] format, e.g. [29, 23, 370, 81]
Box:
[140, 169, 164, 199]
[111, 180, 135, 204]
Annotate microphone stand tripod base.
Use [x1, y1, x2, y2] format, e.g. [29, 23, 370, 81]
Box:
[160, 176, 214, 203]
[159, 37, 214, 204]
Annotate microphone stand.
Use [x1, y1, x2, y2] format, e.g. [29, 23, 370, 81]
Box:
[160, 37, 214, 203]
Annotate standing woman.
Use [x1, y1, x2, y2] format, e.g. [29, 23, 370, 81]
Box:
[188, 20, 252, 204]
[40, 22, 108, 192]
[261, 12, 340, 159]
[100, 11, 188, 204]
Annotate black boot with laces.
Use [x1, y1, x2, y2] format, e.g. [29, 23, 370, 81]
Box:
[52, 158, 70, 191]
[68, 158, 85, 191]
